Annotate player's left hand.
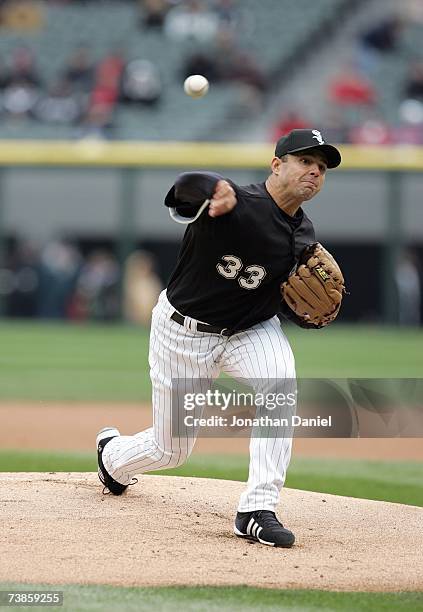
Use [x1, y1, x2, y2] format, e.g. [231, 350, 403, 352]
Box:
[281, 242, 346, 327]
[209, 180, 237, 217]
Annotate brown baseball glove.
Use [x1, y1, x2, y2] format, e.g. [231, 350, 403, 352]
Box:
[281, 243, 346, 327]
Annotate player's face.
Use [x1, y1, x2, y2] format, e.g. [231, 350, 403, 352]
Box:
[276, 152, 327, 201]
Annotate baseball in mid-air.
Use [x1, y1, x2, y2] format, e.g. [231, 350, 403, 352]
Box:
[183, 74, 209, 98]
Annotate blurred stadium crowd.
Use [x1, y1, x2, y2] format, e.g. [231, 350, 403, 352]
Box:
[1, 237, 421, 326]
[0, 238, 163, 323]
[0, 0, 422, 142]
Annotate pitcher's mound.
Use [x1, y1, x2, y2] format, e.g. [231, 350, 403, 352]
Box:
[0, 473, 421, 591]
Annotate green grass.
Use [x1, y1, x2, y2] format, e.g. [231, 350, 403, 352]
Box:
[0, 321, 151, 401]
[0, 322, 422, 401]
[0, 450, 96, 473]
[1, 451, 421, 507]
[0, 584, 422, 612]
[287, 325, 423, 378]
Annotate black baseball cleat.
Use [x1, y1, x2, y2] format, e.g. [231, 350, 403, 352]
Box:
[234, 510, 295, 548]
[96, 427, 130, 495]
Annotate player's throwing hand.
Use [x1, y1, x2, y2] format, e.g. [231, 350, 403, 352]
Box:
[208, 180, 237, 217]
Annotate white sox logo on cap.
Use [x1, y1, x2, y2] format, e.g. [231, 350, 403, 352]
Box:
[312, 130, 324, 145]
[274, 129, 341, 168]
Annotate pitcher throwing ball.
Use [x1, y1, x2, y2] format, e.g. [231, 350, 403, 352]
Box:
[97, 129, 344, 548]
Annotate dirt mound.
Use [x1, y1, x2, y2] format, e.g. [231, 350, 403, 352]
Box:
[0, 473, 422, 591]
[2, 402, 423, 460]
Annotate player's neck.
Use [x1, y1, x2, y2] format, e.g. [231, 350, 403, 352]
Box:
[265, 179, 303, 217]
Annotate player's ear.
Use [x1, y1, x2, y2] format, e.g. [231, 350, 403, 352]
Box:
[271, 156, 282, 174]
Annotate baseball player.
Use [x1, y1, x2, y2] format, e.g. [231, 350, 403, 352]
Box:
[97, 129, 343, 548]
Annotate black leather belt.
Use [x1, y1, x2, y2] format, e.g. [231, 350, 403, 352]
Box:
[171, 311, 234, 336]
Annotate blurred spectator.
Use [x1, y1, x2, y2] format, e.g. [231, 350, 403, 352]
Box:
[360, 15, 405, 53]
[32, 78, 84, 124]
[398, 99, 423, 127]
[120, 59, 162, 106]
[329, 65, 376, 107]
[182, 51, 221, 83]
[123, 250, 162, 325]
[403, 60, 423, 102]
[5, 45, 41, 88]
[76, 47, 125, 137]
[357, 15, 406, 75]
[138, 0, 171, 30]
[395, 250, 421, 326]
[271, 110, 310, 141]
[90, 48, 125, 113]
[328, 63, 376, 124]
[213, 30, 267, 92]
[0, 1, 45, 31]
[1, 239, 39, 318]
[62, 45, 95, 94]
[2, 81, 39, 117]
[0, 56, 9, 89]
[398, 61, 423, 133]
[226, 49, 268, 92]
[37, 240, 81, 319]
[73, 250, 120, 321]
[349, 117, 391, 144]
[164, 0, 219, 43]
[90, 71, 120, 111]
[1, 46, 41, 117]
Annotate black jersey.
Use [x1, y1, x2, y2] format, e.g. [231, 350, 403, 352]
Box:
[165, 172, 316, 331]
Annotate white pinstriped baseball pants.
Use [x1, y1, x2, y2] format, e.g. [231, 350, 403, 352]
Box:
[102, 290, 296, 512]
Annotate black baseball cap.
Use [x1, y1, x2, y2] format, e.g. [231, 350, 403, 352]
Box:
[275, 129, 341, 168]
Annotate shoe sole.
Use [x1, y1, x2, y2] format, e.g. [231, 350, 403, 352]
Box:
[234, 526, 294, 548]
[96, 427, 128, 495]
[96, 427, 120, 447]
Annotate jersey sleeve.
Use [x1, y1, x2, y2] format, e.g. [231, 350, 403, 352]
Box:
[164, 171, 224, 215]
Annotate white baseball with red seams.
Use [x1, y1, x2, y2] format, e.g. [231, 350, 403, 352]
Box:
[184, 74, 209, 98]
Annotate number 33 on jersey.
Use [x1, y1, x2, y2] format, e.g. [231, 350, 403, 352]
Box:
[216, 255, 267, 290]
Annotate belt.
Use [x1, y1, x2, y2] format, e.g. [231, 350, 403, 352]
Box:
[171, 311, 234, 336]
